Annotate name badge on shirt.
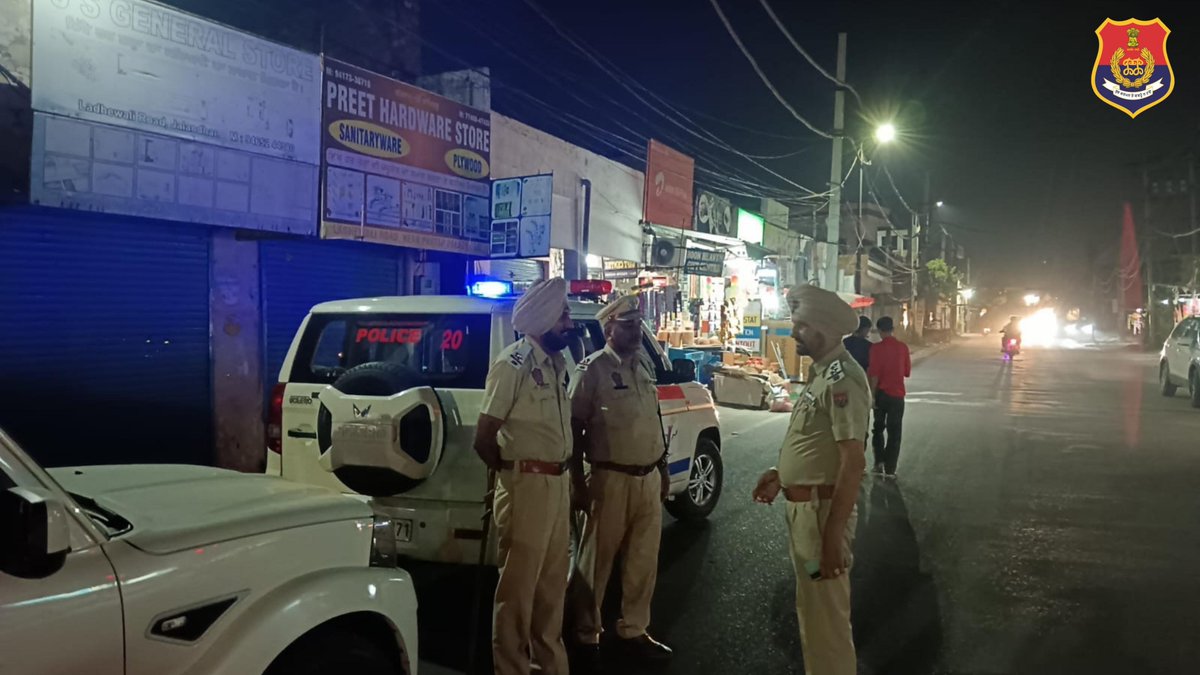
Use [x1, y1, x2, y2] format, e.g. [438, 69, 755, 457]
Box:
[801, 391, 817, 410]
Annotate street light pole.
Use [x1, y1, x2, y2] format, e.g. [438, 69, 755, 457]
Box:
[824, 33, 847, 292]
[855, 147, 864, 295]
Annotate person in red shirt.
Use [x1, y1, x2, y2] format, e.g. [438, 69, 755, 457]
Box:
[867, 316, 911, 478]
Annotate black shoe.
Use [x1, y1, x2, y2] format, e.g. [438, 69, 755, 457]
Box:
[872, 463, 887, 476]
[619, 634, 673, 662]
[569, 642, 601, 672]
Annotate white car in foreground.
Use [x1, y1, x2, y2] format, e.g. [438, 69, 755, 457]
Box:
[0, 428, 418, 675]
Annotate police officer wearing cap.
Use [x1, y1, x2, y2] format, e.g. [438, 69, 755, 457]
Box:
[567, 294, 672, 665]
[474, 277, 575, 675]
[752, 284, 871, 675]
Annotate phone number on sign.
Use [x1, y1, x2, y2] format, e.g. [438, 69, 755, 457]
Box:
[229, 131, 296, 155]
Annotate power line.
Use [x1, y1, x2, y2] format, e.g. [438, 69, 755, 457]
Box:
[756, 0, 863, 106]
[707, 0, 835, 141]
[880, 164, 919, 215]
[431, 0, 797, 193]
[346, 1, 819, 201]
[517, 0, 828, 196]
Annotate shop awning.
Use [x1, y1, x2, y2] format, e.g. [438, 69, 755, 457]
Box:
[744, 242, 775, 260]
[837, 292, 875, 309]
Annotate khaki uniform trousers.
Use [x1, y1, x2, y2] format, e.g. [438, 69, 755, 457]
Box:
[573, 469, 662, 644]
[493, 469, 571, 675]
[785, 496, 858, 675]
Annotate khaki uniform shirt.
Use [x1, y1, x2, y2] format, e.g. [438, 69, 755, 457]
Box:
[778, 346, 871, 486]
[569, 345, 666, 466]
[480, 337, 572, 462]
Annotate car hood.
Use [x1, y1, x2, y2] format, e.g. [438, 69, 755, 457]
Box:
[47, 464, 372, 555]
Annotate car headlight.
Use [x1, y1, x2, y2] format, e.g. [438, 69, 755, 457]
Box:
[369, 513, 398, 568]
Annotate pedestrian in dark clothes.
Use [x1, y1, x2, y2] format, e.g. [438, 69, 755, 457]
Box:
[842, 315, 873, 371]
[867, 316, 911, 478]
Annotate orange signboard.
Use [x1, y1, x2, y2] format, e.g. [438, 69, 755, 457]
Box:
[643, 139, 695, 230]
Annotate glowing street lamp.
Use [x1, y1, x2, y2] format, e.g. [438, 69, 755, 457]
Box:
[875, 123, 896, 144]
[962, 288, 975, 301]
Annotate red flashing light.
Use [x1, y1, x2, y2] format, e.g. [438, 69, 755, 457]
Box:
[267, 383, 285, 454]
[570, 280, 613, 296]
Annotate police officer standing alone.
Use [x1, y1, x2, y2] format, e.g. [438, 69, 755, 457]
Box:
[568, 295, 672, 667]
[474, 278, 575, 675]
[752, 284, 871, 675]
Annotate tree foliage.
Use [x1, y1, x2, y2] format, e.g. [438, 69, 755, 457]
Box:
[921, 258, 962, 302]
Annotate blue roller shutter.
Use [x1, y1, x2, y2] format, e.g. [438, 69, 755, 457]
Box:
[0, 208, 212, 467]
[260, 239, 401, 396]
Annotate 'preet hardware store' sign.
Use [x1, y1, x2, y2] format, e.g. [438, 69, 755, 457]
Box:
[320, 58, 492, 255]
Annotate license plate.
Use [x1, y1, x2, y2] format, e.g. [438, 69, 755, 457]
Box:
[395, 518, 413, 543]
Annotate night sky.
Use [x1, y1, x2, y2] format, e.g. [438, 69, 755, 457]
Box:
[424, 0, 1199, 291]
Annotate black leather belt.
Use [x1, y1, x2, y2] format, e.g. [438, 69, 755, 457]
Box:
[592, 460, 660, 477]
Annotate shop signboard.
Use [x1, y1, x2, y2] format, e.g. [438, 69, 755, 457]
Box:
[29, 0, 321, 233]
[735, 326, 763, 353]
[603, 259, 639, 280]
[320, 58, 492, 254]
[695, 190, 733, 235]
[683, 248, 724, 277]
[643, 139, 694, 230]
[489, 173, 552, 258]
[737, 208, 765, 245]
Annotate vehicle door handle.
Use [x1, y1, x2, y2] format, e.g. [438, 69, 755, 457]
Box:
[287, 428, 317, 439]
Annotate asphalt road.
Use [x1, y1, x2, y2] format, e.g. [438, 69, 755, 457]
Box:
[419, 336, 1200, 674]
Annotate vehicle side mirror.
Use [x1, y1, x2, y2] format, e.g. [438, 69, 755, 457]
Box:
[0, 487, 71, 579]
[670, 358, 697, 383]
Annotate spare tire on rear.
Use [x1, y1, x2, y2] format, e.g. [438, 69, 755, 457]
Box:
[318, 362, 442, 497]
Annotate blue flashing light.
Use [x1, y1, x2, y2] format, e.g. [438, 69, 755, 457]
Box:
[468, 279, 514, 299]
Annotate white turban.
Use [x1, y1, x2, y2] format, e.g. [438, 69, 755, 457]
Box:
[786, 284, 858, 338]
[513, 277, 569, 336]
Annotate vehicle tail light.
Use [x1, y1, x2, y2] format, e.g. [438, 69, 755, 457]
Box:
[569, 279, 613, 296]
[267, 383, 285, 454]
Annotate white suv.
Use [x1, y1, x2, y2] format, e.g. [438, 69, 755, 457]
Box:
[1159, 316, 1200, 407]
[265, 287, 723, 566]
[0, 427, 418, 675]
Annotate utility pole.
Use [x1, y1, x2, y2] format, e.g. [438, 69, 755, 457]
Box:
[824, 33, 847, 292]
[1143, 162, 1154, 346]
[855, 154, 864, 294]
[1190, 154, 1197, 284]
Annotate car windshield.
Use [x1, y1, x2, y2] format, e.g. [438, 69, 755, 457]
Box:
[290, 313, 492, 389]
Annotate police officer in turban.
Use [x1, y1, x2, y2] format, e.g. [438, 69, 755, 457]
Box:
[752, 284, 871, 675]
[474, 278, 576, 675]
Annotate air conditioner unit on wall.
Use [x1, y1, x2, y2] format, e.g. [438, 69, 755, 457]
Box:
[648, 236, 685, 268]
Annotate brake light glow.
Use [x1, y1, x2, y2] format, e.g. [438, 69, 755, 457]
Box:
[267, 383, 285, 454]
[569, 280, 612, 296]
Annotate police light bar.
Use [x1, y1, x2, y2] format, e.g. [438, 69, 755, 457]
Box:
[569, 280, 612, 296]
[468, 279, 514, 299]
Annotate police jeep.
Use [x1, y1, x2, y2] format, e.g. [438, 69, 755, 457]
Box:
[264, 279, 723, 566]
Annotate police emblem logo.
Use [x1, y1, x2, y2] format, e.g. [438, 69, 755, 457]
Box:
[1092, 18, 1174, 118]
[532, 367, 546, 387]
